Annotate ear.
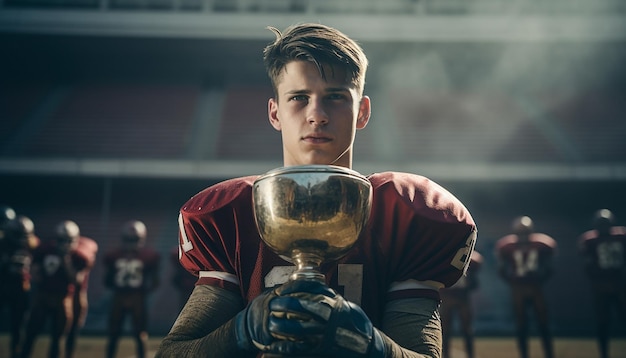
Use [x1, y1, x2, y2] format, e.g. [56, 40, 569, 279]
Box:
[356, 95, 371, 130]
[268, 97, 281, 131]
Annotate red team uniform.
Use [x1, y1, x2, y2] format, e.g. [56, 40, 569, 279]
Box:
[440, 250, 483, 358]
[20, 236, 93, 358]
[177, 171, 477, 334]
[0, 216, 40, 358]
[66, 236, 98, 358]
[578, 209, 626, 358]
[103, 221, 160, 358]
[495, 217, 557, 358]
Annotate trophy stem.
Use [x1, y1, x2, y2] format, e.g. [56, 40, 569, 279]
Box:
[290, 249, 326, 282]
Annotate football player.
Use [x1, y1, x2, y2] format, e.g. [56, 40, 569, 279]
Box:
[495, 216, 557, 358]
[578, 209, 626, 358]
[20, 220, 92, 358]
[0, 204, 17, 240]
[103, 220, 161, 358]
[65, 228, 98, 358]
[156, 23, 478, 358]
[440, 250, 483, 358]
[0, 215, 39, 358]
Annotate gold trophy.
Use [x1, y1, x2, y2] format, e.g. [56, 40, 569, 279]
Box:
[253, 165, 373, 283]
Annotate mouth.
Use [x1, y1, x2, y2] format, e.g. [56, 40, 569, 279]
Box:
[302, 134, 332, 144]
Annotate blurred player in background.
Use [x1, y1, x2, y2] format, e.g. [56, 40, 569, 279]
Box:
[170, 246, 195, 311]
[103, 220, 161, 358]
[495, 216, 557, 358]
[440, 250, 483, 358]
[0, 204, 17, 240]
[20, 220, 93, 358]
[65, 230, 98, 358]
[0, 214, 40, 358]
[578, 209, 626, 358]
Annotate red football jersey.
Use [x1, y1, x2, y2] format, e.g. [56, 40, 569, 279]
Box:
[441, 250, 483, 297]
[178, 171, 477, 326]
[75, 236, 98, 290]
[578, 226, 626, 282]
[495, 233, 557, 284]
[32, 243, 89, 295]
[103, 247, 160, 292]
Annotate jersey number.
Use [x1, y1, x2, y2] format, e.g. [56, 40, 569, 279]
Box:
[450, 231, 477, 272]
[596, 242, 624, 270]
[43, 255, 61, 276]
[513, 249, 538, 276]
[114, 258, 144, 288]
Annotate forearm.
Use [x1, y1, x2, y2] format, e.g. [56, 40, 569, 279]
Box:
[381, 298, 442, 358]
[63, 256, 80, 284]
[156, 285, 245, 358]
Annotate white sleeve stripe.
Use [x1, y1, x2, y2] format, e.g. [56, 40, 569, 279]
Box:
[199, 271, 240, 285]
[178, 213, 193, 253]
[388, 279, 443, 292]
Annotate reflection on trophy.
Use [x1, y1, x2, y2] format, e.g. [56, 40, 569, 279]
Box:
[253, 165, 373, 282]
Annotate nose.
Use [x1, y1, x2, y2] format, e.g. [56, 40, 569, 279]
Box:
[307, 99, 329, 126]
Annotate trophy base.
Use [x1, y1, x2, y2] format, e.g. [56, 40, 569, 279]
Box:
[289, 269, 326, 282]
[290, 249, 325, 282]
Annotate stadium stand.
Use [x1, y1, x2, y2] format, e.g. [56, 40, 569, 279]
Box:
[0, 85, 52, 155]
[18, 85, 199, 159]
[215, 86, 281, 160]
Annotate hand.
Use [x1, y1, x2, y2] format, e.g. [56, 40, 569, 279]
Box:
[234, 286, 277, 353]
[234, 280, 329, 355]
[270, 281, 386, 358]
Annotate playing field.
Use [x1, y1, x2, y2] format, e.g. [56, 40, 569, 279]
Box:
[2, 335, 625, 358]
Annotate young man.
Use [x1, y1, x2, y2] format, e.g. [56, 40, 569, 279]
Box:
[495, 216, 557, 358]
[66, 231, 98, 358]
[156, 23, 477, 358]
[20, 220, 93, 358]
[578, 209, 626, 358]
[0, 215, 39, 358]
[103, 220, 160, 358]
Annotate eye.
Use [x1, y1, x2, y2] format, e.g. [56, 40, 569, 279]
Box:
[289, 94, 308, 102]
[326, 93, 347, 101]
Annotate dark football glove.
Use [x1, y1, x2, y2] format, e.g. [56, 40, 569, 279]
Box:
[234, 280, 335, 355]
[270, 281, 386, 358]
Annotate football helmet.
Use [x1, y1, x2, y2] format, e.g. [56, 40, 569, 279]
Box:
[121, 220, 147, 247]
[5, 215, 35, 246]
[1, 205, 16, 224]
[593, 208, 614, 235]
[55, 220, 80, 253]
[512, 215, 534, 238]
[16, 215, 35, 236]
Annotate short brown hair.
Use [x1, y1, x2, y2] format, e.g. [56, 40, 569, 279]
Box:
[263, 23, 368, 97]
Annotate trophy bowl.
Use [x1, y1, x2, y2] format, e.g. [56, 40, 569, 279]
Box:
[253, 165, 372, 281]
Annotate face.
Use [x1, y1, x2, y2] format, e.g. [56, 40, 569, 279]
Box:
[122, 235, 143, 250]
[57, 236, 78, 254]
[268, 61, 370, 168]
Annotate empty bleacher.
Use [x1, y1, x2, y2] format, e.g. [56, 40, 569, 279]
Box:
[10, 84, 200, 159]
[215, 85, 282, 160]
[0, 85, 52, 155]
[542, 92, 626, 162]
